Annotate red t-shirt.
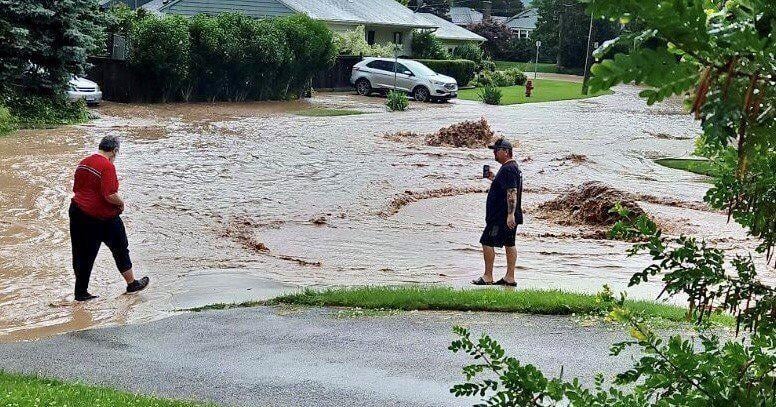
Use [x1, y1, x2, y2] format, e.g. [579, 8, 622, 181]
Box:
[72, 154, 120, 219]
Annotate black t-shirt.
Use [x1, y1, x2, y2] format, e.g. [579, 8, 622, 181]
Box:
[485, 160, 523, 225]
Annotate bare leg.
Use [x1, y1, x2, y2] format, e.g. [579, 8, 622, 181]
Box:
[481, 245, 496, 283]
[121, 268, 135, 284]
[504, 246, 517, 283]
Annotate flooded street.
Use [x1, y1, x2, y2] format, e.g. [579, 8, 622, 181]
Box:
[0, 87, 770, 342]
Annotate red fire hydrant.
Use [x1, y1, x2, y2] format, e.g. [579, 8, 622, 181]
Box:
[525, 80, 534, 98]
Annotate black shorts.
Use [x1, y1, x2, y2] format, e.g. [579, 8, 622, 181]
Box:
[479, 222, 516, 248]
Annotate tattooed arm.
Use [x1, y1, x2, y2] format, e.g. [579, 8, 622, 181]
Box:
[506, 188, 517, 229]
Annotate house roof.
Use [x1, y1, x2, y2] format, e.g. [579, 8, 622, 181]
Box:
[139, 0, 167, 13]
[416, 13, 485, 42]
[278, 0, 435, 28]
[504, 8, 538, 30]
[449, 6, 483, 25]
[449, 6, 511, 27]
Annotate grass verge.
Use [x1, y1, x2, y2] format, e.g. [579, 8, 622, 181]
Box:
[294, 108, 367, 117]
[191, 286, 732, 326]
[0, 371, 212, 407]
[458, 79, 612, 105]
[655, 158, 714, 176]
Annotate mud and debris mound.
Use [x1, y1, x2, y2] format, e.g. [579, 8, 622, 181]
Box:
[425, 118, 495, 148]
[384, 118, 496, 148]
[539, 182, 645, 227]
[553, 154, 589, 164]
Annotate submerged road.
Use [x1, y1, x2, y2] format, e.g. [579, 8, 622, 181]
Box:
[0, 306, 637, 406]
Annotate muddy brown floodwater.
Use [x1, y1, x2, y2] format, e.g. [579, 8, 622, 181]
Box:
[1, 88, 771, 342]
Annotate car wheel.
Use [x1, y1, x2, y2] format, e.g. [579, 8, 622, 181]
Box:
[414, 86, 430, 102]
[356, 79, 372, 96]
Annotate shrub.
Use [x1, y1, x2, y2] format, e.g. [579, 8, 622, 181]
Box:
[411, 30, 449, 59]
[0, 105, 13, 135]
[130, 14, 191, 101]
[279, 14, 337, 97]
[386, 90, 409, 111]
[504, 68, 527, 85]
[490, 70, 513, 87]
[334, 25, 396, 57]
[2, 92, 87, 129]
[452, 43, 484, 65]
[478, 85, 501, 105]
[481, 60, 496, 72]
[413, 59, 476, 87]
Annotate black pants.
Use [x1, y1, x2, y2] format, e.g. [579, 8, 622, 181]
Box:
[69, 202, 132, 296]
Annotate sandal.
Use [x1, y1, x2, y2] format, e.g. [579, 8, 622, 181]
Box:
[495, 278, 517, 287]
[471, 277, 493, 286]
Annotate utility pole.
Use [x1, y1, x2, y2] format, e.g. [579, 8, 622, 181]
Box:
[556, 9, 563, 69]
[581, 14, 594, 95]
[534, 40, 541, 79]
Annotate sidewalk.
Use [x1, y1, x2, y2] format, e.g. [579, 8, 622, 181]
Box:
[0, 306, 635, 406]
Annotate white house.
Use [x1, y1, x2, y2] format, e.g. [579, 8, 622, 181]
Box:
[504, 8, 538, 39]
[415, 12, 486, 53]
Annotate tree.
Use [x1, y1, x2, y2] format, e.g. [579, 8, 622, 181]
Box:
[451, 0, 776, 404]
[468, 20, 514, 60]
[0, 0, 104, 98]
[532, 0, 620, 68]
[411, 30, 450, 59]
[480, 0, 525, 17]
[408, 0, 450, 18]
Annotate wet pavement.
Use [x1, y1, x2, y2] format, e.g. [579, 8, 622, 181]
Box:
[0, 306, 639, 406]
[0, 88, 770, 342]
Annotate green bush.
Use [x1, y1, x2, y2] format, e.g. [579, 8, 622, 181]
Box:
[413, 59, 476, 87]
[334, 25, 396, 57]
[411, 30, 449, 59]
[452, 43, 484, 65]
[3, 93, 87, 128]
[478, 85, 502, 105]
[126, 12, 335, 102]
[0, 105, 13, 134]
[504, 68, 527, 85]
[386, 90, 409, 111]
[130, 14, 191, 101]
[481, 60, 496, 72]
[279, 14, 337, 97]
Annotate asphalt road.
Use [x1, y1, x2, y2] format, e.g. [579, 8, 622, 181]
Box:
[0, 307, 637, 406]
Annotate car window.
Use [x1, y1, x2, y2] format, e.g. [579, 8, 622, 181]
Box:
[395, 63, 410, 74]
[365, 61, 381, 69]
[365, 60, 394, 72]
[404, 61, 436, 76]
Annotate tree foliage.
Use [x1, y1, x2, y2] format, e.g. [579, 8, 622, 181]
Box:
[0, 0, 104, 97]
[411, 30, 450, 59]
[469, 20, 515, 60]
[588, 0, 775, 262]
[532, 0, 621, 68]
[451, 1, 776, 405]
[333, 25, 396, 57]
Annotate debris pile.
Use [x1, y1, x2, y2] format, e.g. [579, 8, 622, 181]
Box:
[383, 185, 490, 217]
[425, 118, 495, 148]
[383, 118, 496, 148]
[539, 182, 645, 227]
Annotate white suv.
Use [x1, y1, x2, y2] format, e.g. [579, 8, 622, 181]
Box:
[350, 57, 458, 102]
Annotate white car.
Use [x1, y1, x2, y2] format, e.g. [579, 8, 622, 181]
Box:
[67, 76, 102, 105]
[350, 57, 458, 102]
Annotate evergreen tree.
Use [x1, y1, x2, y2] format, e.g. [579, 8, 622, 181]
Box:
[0, 0, 104, 97]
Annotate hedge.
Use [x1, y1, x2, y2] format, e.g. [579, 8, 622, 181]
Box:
[413, 59, 477, 87]
[127, 12, 336, 102]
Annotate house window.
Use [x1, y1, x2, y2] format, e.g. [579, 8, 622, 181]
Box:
[367, 30, 375, 45]
[393, 32, 403, 45]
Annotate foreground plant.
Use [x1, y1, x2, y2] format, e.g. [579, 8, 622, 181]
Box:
[479, 85, 502, 105]
[386, 90, 409, 111]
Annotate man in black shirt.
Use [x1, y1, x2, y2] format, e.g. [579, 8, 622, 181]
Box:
[472, 138, 523, 287]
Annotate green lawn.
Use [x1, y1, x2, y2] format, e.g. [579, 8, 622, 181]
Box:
[192, 286, 731, 325]
[0, 371, 212, 407]
[494, 61, 558, 73]
[294, 108, 367, 117]
[655, 158, 714, 176]
[459, 79, 613, 105]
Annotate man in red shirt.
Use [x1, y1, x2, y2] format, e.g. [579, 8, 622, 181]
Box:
[69, 135, 149, 301]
